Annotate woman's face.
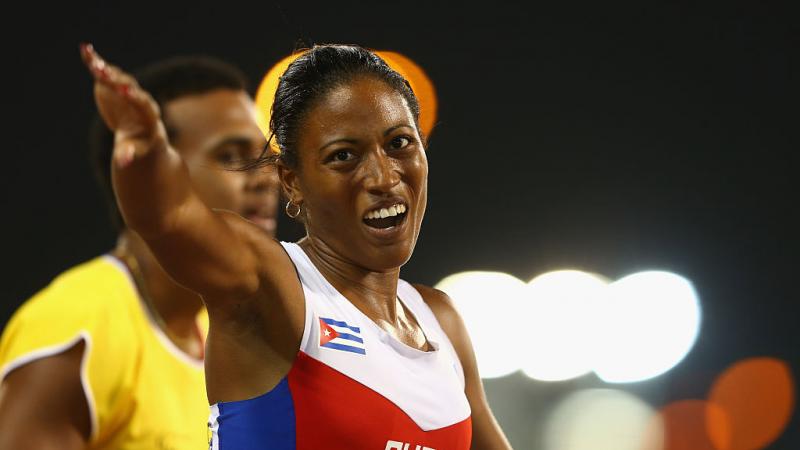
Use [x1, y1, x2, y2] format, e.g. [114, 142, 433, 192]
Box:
[283, 76, 428, 271]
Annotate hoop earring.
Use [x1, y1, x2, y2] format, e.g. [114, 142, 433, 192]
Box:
[285, 200, 301, 219]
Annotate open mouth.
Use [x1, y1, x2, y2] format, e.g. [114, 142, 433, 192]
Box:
[362, 203, 407, 229]
[242, 207, 276, 231]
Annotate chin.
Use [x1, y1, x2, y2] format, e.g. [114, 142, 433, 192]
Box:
[363, 242, 416, 272]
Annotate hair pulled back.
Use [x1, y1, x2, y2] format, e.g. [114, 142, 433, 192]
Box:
[268, 44, 421, 169]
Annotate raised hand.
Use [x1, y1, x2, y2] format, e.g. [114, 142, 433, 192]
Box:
[79, 43, 168, 168]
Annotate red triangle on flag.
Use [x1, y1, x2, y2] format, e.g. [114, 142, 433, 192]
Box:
[319, 319, 340, 346]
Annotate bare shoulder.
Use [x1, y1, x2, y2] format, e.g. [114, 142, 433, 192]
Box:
[410, 283, 478, 385]
[411, 283, 466, 344]
[412, 284, 457, 316]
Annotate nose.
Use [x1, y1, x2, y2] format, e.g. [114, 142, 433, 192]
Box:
[362, 149, 400, 195]
[246, 164, 279, 194]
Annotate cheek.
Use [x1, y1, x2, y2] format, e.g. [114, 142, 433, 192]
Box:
[305, 187, 350, 225]
[189, 167, 244, 208]
[407, 156, 428, 194]
[408, 158, 429, 221]
[300, 176, 357, 229]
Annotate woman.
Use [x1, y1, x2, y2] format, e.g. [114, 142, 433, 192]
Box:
[81, 43, 512, 450]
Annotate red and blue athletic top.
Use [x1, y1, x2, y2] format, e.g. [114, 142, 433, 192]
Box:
[208, 242, 472, 449]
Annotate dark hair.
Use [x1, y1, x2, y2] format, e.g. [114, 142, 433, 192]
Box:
[267, 44, 421, 169]
[88, 55, 248, 231]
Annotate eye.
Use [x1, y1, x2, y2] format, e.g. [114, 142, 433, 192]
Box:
[215, 148, 238, 166]
[329, 150, 356, 162]
[389, 135, 412, 150]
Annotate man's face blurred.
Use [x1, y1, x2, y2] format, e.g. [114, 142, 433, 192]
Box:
[165, 89, 279, 235]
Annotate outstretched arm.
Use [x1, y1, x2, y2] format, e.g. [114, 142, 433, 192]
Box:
[415, 284, 514, 450]
[80, 44, 262, 301]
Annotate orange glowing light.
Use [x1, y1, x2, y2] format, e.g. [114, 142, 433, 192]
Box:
[645, 400, 730, 450]
[707, 357, 795, 450]
[254, 49, 438, 153]
[254, 52, 302, 153]
[375, 50, 438, 141]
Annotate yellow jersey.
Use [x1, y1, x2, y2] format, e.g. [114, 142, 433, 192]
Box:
[0, 256, 209, 450]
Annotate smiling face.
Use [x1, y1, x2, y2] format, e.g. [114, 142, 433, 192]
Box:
[165, 89, 280, 235]
[281, 76, 428, 271]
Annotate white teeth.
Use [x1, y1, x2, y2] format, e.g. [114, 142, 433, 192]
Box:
[363, 203, 407, 220]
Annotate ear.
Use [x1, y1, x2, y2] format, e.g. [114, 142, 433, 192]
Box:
[278, 163, 304, 205]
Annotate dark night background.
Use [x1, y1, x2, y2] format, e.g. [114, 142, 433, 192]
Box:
[2, 1, 797, 448]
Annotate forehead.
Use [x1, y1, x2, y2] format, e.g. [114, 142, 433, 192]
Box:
[163, 89, 262, 148]
[303, 77, 414, 138]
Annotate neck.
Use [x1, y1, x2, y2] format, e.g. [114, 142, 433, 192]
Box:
[300, 236, 402, 321]
[113, 230, 204, 358]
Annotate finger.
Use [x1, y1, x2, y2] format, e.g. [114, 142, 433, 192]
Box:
[124, 84, 162, 128]
[80, 43, 117, 84]
[81, 44, 138, 95]
[81, 43, 127, 84]
[96, 79, 161, 129]
[81, 43, 161, 127]
[79, 43, 99, 73]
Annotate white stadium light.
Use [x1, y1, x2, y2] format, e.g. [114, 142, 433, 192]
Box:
[434, 271, 526, 378]
[592, 271, 702, 383]
[436, 268, 701, 383]
[544, 388, 659, 450]
[521, 270, 609, 382]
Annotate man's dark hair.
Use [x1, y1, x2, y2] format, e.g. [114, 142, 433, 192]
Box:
[88, 55, 248, 231]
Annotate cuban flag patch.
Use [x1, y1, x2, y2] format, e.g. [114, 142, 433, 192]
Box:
[318, 317, 366, 355]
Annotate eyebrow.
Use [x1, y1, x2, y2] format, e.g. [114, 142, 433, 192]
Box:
[318, 138, 358, 153]
[318, 124, 414, 152]
[208, 135, 266, 152]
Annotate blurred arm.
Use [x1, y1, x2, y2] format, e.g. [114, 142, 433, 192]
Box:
[80, 44, 262, 301]
[0, 342, 89, 450]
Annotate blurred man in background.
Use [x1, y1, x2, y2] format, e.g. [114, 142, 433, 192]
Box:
[0, 54, 279, 449]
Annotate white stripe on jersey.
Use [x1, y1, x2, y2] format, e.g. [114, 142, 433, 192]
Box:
[326, 323, 367, 350]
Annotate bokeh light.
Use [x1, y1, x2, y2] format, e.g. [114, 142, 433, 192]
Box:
[374, 51, 438, 141]
[543, 388, 657, 450]
[254, 53, 298, 151]
[521, 270, 609, 381]
[593, 271, 702, 383]
[434, 271, 525, 378]
[707, 357, 795, 450]
[644, 400, 730, 450]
